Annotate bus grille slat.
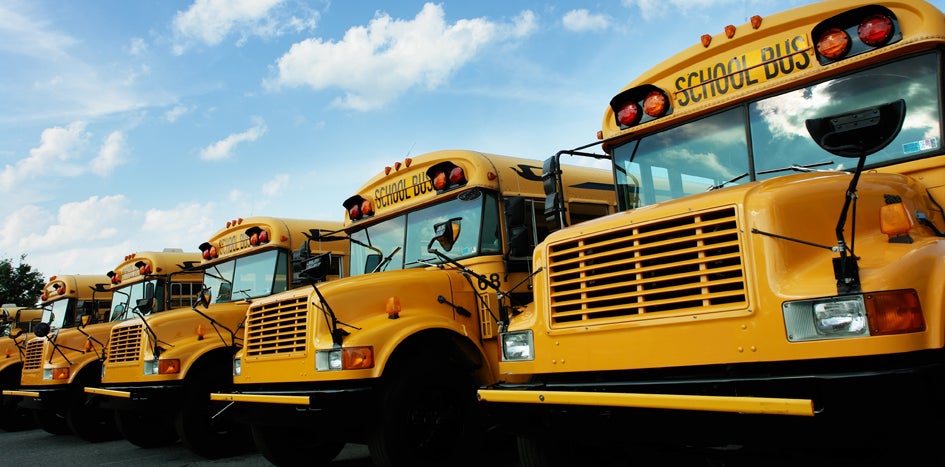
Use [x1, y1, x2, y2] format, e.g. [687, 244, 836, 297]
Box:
[547, 207, 746, 326]
[106, 325, 143, 363]
[22, 340, 44, 370]
[244, 296, 308, 357]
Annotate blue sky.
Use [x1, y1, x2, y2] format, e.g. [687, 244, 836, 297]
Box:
[3, 0, 944, 280]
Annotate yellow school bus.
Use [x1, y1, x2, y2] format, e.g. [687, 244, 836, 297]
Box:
[209, 149, 616, 466]
[479, 0, 945, 464]
[0, 304, 42, 431]
[84, 217, 348, 459]
[8, 251, 202, 443]
[4, 275, 112, 437]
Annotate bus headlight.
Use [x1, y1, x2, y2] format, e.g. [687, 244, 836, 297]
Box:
[784, 295, 869, 341]
[144, 359, 159, 375]
[316, 350, 343, 371]
[233, 357, 241, 377]
[814, 301, 867, 334]
[501, 330, 534, 361]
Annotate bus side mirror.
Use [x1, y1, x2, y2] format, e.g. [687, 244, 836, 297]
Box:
[34, 322, 51, 338]
[428, 218, 461, 253]
[542, 156, 566, 231]
[194, 286, 212, 309]
[806, 99, 905, 158]
[299, 252, 332, 283]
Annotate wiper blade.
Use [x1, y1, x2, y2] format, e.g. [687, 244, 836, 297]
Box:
[757, 161, 836, 175]
[706, 172, 748, 191]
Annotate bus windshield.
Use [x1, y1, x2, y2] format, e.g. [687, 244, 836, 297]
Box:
[108, 279, 160, 321]
[43, 299, 73, 330]
[348, 189, 501, 276]
[614, 52, 941, 210]
[203, 249, 289, 304]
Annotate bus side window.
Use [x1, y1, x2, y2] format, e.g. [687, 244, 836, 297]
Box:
[481, 195, 501, 254]
[168, 282, 200, 309]
[505, 197, 546, 272]
[505, 197, 530, 259]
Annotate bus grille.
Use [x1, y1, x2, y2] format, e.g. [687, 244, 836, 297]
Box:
[23, 340, 44, 370]
[244, 296, 308, 357]
[547, 207, 746, 327]
[107, 325, 143, 363]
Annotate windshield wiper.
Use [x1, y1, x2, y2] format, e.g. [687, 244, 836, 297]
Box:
[757, 160, 836, 175]
[202, 265, 232, 285]
[371, 247, 402, 273]
[706, 172, 748, 191]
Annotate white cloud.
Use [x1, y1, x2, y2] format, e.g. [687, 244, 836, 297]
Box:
[164, 104, 193, 123]
[171, 0, 319, 54]
[261, 174, 289, 196]
[0, 3, 76, 59]
[562, 10, 610, 32]
[0, 197, 225, 277]
[199, 119, 267, 160]
[265, 3, 537, 111]
[507, 10, 538, 38]
[142, 202, 219, 249]
[11, 195, 131, 253]
[127, 37, 147, 56]
[0, 121, 90, 191]
[90, 131, 127, 176]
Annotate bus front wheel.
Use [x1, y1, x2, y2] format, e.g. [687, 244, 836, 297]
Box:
[114, 410, 178, 448]
[367, 361, 479, 467]
[33, 409, 71, 435]
[252, 423, 345, 466]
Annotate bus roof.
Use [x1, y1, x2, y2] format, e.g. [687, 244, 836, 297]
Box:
[106, 249, 204, 290]
[199, 217, 347, 266]
[344, 149, 613, 225]
[40, 274, 112, 305]
[600, 0, 945, 149]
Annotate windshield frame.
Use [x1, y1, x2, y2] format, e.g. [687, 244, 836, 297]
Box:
[202, 249, 289, 304]
[347, 189, 501, 277]
[612, 51, 942, 211]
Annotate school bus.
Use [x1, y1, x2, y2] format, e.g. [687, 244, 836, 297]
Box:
[0, 304, 43, 431]
[84, 217, 348, 459]
[7, 251, 202, 443]
[208, 149, 616, 466]
[478, 0, 945, 464]
[3, 275, 112, 437]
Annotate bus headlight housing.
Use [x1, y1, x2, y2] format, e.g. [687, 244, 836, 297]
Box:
[316, 347, 374, 371]
[500, 330, 534, 361]
[144, 358, 180, 375]
[783, 290, 924, 342]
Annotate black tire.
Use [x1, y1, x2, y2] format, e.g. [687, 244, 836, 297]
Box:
[174, 366, 252, 459]
[66, 370, 121, 442]
[0, 367, 34, 432]
[115, 409, 178, 448]
[34, 409, 71, 435]
[517, 434, 577, 467]
[367, 361, 479, 467]
[0, 393, 34, 431]
[67, 403, 121, 442]
[251, 423, 345, 467]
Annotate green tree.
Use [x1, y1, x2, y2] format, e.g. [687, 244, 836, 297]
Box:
[0, 254, 45, 307]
